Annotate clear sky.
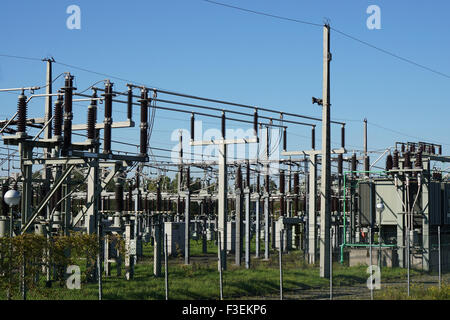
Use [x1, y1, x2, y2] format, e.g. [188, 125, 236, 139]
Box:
[0, 0, 449, 173]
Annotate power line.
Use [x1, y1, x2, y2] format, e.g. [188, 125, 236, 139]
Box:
[201, 0, 322, 27]
[199, 0, 450, 81]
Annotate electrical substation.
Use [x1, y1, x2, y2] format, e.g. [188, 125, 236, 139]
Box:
[0, 25, 449, 301]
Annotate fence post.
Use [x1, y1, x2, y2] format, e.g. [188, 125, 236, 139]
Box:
[438, 225, 441, 290]
[165, 233, 169, 300]
[279, 230, 283, 300]
[218, 231, 223, 300]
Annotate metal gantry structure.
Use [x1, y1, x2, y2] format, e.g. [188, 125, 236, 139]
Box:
[0, 25, 449, 301]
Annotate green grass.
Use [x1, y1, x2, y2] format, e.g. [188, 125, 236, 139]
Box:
[0, 240, 440, 300]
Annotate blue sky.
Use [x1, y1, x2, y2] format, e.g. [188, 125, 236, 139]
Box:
[0, 0, 449, 172]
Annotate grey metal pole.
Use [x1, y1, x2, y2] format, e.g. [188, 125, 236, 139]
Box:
[407, 223, 410, 297]
[8, 206, 12, 300]
[319, 24, 331, 278]
[279, 230, 283, 300]
[165, 233, 169, 300]
[218, 231, 224, 300]
[438, 225, 441, 289]
[264, 194, 269, 260]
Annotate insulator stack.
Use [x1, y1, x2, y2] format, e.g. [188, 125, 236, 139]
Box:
[115, 182, 124, 212]
[386, 153, 393, 171]
[338, 154, 343, 176]
[431, 145, 435, 154]
[236, 165, 242, 191]
[221, 112, 226, 138]
[144, 194, 149, 213]
[331, 197, 338, 212]
[186, 167, 191, 191]
[253, 109, 258, 136]
[190, 113, 195, 141]
[403, 151, 411, 169]
[393, 150, 399, 169]
[53, 93, 63, 137]
[438, 145, 442, 155]
[279, 170, 285, 194]
[62, 74, 74, 156]
[401, 144, 405, 153]
[127, 86, 133, 120]
[311, 126, 315, 149]
[246, 163, 250, 189]
[283, 128, 287, 151]
[17, 93, 27, 134]
[410, 144, 415, 152]
[256, 173, 260, 193]
[415, 150, 423, 169]
[156, 181, 162, 211]
[103, 81, 113, 154]
[293, 172, 299, 195]
[364, 156, 370, 174]
[87, 91, 97, 141]
[128, 188, 133, 212]
[138, 88, 149, 157]
[264, 174, 269, 193]
[2, 183, 9, 216]
[341, 125, 345, 148]
[351, 153, 357, 174]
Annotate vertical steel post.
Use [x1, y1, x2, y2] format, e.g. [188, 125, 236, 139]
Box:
[330, 227, 333, 300]
[218, 112, 228, 271]
[218, 231, 224, 300]
[320, 23, 331, 278]
[245, 187, 250, 269]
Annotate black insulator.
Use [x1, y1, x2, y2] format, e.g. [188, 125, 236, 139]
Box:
[386, 153, 393, 171]
[438, 145, 442, 155]
[62, 74, 74, 156]
[431, 145, 435, 154]
[280, 196, 285, 216]
[341, 125, 345, 148]
[338, 154, 343, 176]
[2, 183, 9, 216]
[410, 144, 415, 153]
[293, 173, 299, 195]
[156, 181, 162, 211]
[115, 182, 124, 212]
[264, 174, 269, 193]
[253, 109, 258, 136]
[283, 128, 287, 151]
[139, 88, 149, 156]
[103, 81, 113, 154]
[401, 144, 405, 153]
[279, 170, 285, 194]
[236, 166, 242, 190]
[364, 156, 370, 173]
[393, 150, 399, 169]
[415, 150, 422, 169]
[221, 112, 226, 138]
[331, 197, 338, 212]
[311, 126, 315, 149]
[185, 167, 191, 190]
[351, 153, 357, 173]
[246, 163, 250, 189]
[17, 94, 27, 133]
[127, 87, 133, 120]
[87, 91, 97, 140]
[53, 94, 63, 137]
[190, 113, 195, 141]
[403, 151, 411, 169]
[256, 174, 260, 193]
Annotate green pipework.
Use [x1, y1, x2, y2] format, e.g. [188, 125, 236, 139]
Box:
[340, 170, 388, 264]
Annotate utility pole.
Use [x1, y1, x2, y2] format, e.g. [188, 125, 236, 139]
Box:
[364, 118, 369, 177]
[320, 24, 331, 278]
